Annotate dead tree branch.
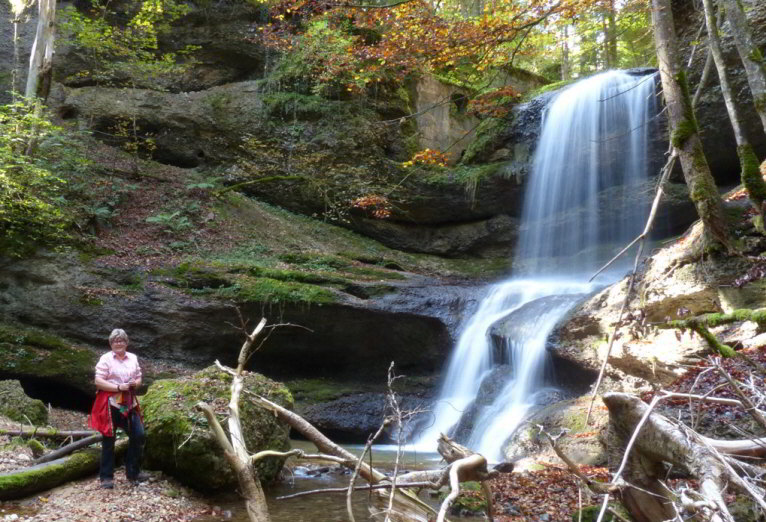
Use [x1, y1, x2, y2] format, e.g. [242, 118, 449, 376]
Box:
[601, 393, 766, 522]
[32, 434, 103, 464]
[197, 317, 271, 522]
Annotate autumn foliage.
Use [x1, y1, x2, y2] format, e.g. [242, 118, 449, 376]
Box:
[467, 86, 522, 117]
[256, 0, 577, 95]
[351, 194, 392, 219]
[403, 148, 449, 168]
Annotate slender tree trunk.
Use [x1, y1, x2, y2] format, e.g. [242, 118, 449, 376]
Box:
[702, 0, 766, 218]
[25, 0, 56, 100]
[561, 25, 570, 81]
[602, 16, 610, 69]
[651, 0, 731, 248]
[606, 0, 618, 68]
[12, 17, 21, 98]
[720, 0, 766, 134]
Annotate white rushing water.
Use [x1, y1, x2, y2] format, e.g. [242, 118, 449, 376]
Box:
[415, 71, 659, 460]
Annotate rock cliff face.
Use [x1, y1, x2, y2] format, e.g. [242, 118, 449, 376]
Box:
[5, 0, 766, 448]
[0, 254, 456, 382]
[551, 211, 766, 390]
[673, 0, 766, 183]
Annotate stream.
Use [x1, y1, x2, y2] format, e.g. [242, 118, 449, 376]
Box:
[198, 441, 482, 521]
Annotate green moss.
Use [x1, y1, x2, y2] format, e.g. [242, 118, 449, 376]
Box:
[754, 93, 766, 114]
[262, 92, 357, 121]
[0, 380, 48, 426]
[0, 447, 102, 500]
[216, 277, 336, 304]
[521, 78, 577, 101]
[142, 366, 293, 492]
[664, 319, 736, 357]
[563, 408, 589, 433]
[27, 438, 45, 457]
[748, 47, 764, 64]
[438, 481, 487, 514]
[277, 252, 351, 271]
[0, 323, 69, 350]
[461, 118, 506, 164]
[738, 144, 766, 206]
[285, 378, 356, 404]
[703, 309, 766, 328]
[0, 322, 96, 393]
[689, 170, 718, 204]
[671, 119, 697, 148]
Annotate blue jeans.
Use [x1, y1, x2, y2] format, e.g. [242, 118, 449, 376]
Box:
[100, 407, 145, 481]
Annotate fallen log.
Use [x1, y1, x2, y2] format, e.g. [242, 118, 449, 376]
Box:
[603, 392, 766, 522]
[33, 434, 103, 465]
[0, 440, 126, 500]
[0, 427, 97, 439]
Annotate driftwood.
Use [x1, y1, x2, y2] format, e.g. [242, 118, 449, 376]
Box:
[602, 393, 766, 522]
[197, 317, 271, 522]
[248, 392, 508, 521]
[33, 434, 103, 465]
[0, 440, 126, 500]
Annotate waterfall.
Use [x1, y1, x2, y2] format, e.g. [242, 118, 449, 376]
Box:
[416, 71, 659, 460]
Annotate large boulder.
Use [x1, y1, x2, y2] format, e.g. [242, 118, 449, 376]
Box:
[0, 380, 48, 426]
[550, 205, 766, 390]
[0, 321, 97, 410]
[141, 366, 292, 492]
[501, 394, 609, 466]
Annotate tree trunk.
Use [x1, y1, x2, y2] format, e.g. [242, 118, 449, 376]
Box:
[721, 0, 766, 134]
[606, 0, 618, 68]
[651, 0, 731, 249]
[561, 25, 570, 80]
[702, 0, 766, 216]
[0, 441, 127, 500]
[0, 427, 98, 439]
[25, 0, 56, 100]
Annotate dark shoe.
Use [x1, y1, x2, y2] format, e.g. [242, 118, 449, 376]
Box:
[100, 479, 114, 489]
[128, 471, 150, 484]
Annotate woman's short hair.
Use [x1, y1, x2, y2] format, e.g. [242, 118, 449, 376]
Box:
[109, 329, 129, 345]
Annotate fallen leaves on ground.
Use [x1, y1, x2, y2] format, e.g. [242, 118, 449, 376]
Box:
[642, 345, 766, 439]
[489, 465, 609, 521]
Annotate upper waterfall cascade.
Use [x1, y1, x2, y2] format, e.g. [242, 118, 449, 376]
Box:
[415, 70, 660, 460]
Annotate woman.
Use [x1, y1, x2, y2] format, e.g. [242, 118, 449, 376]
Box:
[89, 328, 147, 489]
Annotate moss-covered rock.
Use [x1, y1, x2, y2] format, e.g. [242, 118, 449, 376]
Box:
[0, 380, 48, 426]
[142, 366, 293, 492]
[0, 321, 97, 395]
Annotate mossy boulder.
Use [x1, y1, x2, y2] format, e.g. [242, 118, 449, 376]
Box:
[0, 321, 97, 396]
[142, 366, 293, 492]
[0, 380, 48, 426]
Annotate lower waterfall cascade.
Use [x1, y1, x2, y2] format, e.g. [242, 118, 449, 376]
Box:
[415, 70, 661, 461]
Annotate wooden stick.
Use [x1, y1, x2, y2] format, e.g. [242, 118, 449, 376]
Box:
[32, 434, 103, 464]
